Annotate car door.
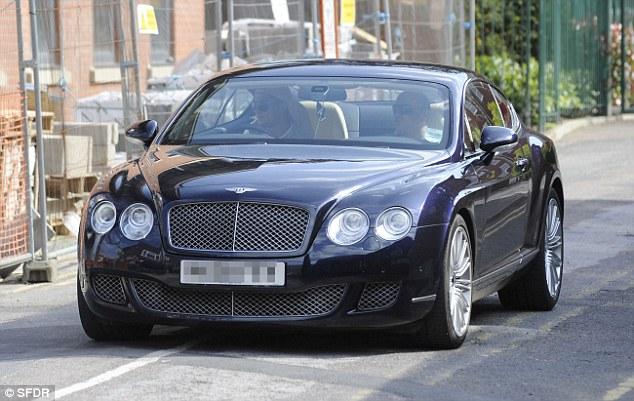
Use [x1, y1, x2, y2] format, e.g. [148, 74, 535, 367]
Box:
[489, 86, 534, 250]
[464, 81, 532, 277]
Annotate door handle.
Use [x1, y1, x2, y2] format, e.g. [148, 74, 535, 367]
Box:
[515, 157, 530, 171]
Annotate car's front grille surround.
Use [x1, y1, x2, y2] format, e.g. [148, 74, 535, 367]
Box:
[357, 282, 401, 311]
[131, 278, 346, 318]
[168, 202, 310, 253]
[92, 274, 127, 305]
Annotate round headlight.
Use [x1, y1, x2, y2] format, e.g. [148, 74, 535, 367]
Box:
[91, 201, 116, 234]
[375, 207, 412, 241]
[119, 203, 154, 240]
[327, 208, 370, 246]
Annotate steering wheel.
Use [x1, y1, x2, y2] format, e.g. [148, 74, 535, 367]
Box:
[242, 126, 274, 137]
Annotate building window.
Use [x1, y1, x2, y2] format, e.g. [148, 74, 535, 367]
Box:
[36, 0, 61, 67]
[93, 0, 121, 66]
[151, 0, 174, 65]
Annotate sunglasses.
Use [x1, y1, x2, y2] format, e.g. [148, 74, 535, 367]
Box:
[392, 104, 417, 116]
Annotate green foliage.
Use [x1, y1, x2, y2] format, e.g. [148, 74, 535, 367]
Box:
[475, 54, 538, 125]
[475, 54, 591, 126]
[475, 0, 539, 60]
[475, 0, 609, 125]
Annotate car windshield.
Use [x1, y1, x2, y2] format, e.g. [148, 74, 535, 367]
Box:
[159, 77, 452, 150]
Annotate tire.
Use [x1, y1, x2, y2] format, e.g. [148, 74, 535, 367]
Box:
[410, 215, 473, 349]
[77, 277, 153, 341]
[498, 188, 564, 311]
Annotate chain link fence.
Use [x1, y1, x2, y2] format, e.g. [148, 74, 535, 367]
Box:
[337, 0, 468, 66]
[0, 1, 31, 273]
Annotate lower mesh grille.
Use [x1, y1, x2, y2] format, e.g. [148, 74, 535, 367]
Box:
[357, 282, 401, 311]
[233, 286, 346, 317]
[132, 279, 232, 316]
[131, 279, 346, 318]
[92, 274, 127, 305]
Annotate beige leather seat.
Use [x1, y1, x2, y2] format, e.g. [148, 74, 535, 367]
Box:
[300, 101, 349, 140]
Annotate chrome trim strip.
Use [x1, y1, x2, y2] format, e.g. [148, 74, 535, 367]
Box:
[472, 248, 538, 290]
[411, 294, 436, 303]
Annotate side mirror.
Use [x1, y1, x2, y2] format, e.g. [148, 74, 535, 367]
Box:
[480, 126, 518, 153]
[126, 119, 158, 147]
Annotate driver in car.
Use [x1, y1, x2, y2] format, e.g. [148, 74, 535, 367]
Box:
[393, 91, 441, 143]
[249, 87, 313, 139]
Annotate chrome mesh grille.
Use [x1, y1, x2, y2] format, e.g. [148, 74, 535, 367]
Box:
[169, 202, 236, 251]
[92, 274, 127, 305]
[168, 202, 309, 252]
[131, 279, 345, 318]
[132, 279, 232, 316]
[233, 285, 346, 317]
[357, 282, 401, 311]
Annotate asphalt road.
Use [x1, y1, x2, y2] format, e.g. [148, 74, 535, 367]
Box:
[1, 122, 633, 401]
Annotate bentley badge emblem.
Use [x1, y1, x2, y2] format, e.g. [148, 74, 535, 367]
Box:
[225, 187, 257, 194]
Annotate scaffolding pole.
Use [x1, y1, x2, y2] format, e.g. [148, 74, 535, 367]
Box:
[383, 0, 393, 60]
[129, 0, 144, 120]
[27, 0, 49, 262]
[228, 0, 234, 67]
[297, 0, 306, 57]
[373, 0, 381, 57]
[216, 0, 223, 71]
[311, 0, 319, 56]
[15, 0, 34, 262]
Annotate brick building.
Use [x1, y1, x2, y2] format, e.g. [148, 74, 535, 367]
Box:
[0, 0, 205, 120]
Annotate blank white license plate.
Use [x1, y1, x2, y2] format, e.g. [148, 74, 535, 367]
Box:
[180, 260, 285, 286]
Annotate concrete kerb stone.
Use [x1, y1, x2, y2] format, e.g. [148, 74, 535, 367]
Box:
[545, 113, 634, 142]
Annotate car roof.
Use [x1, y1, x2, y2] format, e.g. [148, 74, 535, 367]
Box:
[207, 59, 480, 95]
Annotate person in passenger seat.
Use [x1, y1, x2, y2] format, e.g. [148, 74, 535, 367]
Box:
[392, 91, 434, 142]
[249, 87, 313, 139]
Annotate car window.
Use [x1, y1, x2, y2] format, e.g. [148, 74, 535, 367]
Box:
[464, 92, 488, 151]
[218, 89, 253, 124]
[509, 102, 521, 130]
[160, 77, 453, 151]
[192, 87, 254, 134]
[471, 82, 504, 127]
[490, 86, 514, 129]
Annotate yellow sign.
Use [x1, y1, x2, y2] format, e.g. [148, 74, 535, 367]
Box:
[340, 0, 356, 27]
[137, 4, 158, 35]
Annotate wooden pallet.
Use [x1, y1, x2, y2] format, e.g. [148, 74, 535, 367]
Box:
[27, 110, 55, 132]
[46, 175, 99, 200]
[46, 174, 98, 235]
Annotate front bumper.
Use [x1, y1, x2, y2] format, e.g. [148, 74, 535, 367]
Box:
[79, 225, 447, 329]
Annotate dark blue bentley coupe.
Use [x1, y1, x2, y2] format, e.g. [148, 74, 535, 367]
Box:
[78, 60, 564, 349]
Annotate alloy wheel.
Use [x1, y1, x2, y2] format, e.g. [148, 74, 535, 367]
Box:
[544, 198, 563, 297]
[448, 226, 472, 338]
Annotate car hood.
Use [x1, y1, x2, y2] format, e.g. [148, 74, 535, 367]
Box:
[139, 144, 449, 207]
